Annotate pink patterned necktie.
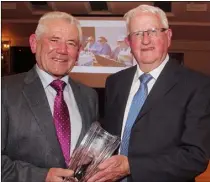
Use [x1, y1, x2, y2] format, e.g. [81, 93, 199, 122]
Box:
[50, 79, 71, 166]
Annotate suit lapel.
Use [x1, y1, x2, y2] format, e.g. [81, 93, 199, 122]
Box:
[68, 78, 87, 146]
[137, 59, 181, 121]
[113, 66, 137, 136]
[23, 67, 65, 165]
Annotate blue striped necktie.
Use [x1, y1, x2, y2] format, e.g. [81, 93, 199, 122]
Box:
[120, 73, 152, 182]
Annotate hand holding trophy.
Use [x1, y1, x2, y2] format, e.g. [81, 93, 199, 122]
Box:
[64, 122, 120, 182]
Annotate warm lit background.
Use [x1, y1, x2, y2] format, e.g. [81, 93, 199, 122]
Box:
[1, 2, 210, 181]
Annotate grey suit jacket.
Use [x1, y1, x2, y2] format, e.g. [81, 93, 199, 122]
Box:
[1, 67, 99, 182]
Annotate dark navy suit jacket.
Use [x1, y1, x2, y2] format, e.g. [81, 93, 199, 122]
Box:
[101, 59, 210, 182]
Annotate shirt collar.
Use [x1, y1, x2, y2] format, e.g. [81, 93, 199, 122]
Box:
[135, 54, 169, 82]
[35, 64, 69, 89]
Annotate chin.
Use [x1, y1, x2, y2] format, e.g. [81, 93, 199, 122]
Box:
[50, 70, 69, 78]
[141, 59, 156, 64]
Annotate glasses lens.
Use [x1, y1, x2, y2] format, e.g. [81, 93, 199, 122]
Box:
[149, 29, 157, 36]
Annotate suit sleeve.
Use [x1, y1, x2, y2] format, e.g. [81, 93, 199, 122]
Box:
[130, 80, 210, 182]
[104, 76, 112, 124]
[93, 88, 100, 121]
[1, 83, 49, 182]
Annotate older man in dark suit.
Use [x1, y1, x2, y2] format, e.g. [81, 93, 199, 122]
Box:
[2, 11, 98, 182]
[88, 4, 210, 182]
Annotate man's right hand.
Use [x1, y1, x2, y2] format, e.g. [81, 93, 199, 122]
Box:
[45, 168, 74, 182]
[87, 155, 130, 182]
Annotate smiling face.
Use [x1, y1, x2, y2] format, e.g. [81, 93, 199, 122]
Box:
[127, 12, 172, 72]
[30, 18, 80, 78]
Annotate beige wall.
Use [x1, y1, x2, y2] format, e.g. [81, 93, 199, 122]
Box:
[170, 40, 210, 76]
[185, 51, 210, 76]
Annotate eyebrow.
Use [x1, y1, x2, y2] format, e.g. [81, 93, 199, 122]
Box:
[50, 36, 60, 39]
[67, 39, 77, 42]
[50, 36, 78, 43]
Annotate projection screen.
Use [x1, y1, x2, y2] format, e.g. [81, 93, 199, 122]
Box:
[69, 17, 136, 88]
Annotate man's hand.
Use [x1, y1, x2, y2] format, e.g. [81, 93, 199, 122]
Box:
[45, 168, 74, 182]
[87, 155, 130, 182]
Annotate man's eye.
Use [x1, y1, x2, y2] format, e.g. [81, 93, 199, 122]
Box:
[67, 42, 76, 47]
[135, 32, 142, 36]
[51, 39, 58, 42]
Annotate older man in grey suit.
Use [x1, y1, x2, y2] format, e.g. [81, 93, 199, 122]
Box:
[1, 11, 99, 182]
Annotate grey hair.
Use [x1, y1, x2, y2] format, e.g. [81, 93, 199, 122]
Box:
[124, 4, 169, 34]
[35, 11, 82, 43]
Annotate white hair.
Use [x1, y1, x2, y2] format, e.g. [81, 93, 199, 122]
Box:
[124, 4, 169, 34]
[35, 11, 82, 43]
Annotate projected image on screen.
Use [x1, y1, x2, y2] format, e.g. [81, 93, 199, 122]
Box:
[72, 20, 136, 74]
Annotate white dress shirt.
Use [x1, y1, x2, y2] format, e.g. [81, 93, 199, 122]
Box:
[120, 55, 169, 141]
[36, 65, 82, 155]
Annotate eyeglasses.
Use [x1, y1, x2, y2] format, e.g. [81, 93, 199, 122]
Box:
[129, 28, 168, 40]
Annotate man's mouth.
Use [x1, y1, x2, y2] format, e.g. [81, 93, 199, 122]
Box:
[141, 47, 154, 51]
[53, 58, 67, 62]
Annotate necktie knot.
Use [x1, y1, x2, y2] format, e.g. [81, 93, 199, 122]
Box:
[140, 73, 152, 85]
[50, 80, 66, 93]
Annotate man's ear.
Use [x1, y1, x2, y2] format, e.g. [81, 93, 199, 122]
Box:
[167, 29, 172, 47]
[125, 36, 134, 55]
[125, 36, 130, 47]
[29, 34, 37, 53]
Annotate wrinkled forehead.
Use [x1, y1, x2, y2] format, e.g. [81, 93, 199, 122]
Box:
[129, 12, 163, 31]
[42, 19, 79, 38]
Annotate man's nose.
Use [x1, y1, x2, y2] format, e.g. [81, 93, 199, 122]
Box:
[56, 42, 68, 54]
[141, 32, 151, 45]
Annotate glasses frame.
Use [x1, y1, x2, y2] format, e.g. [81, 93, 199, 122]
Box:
[129, 28, 168, 40]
